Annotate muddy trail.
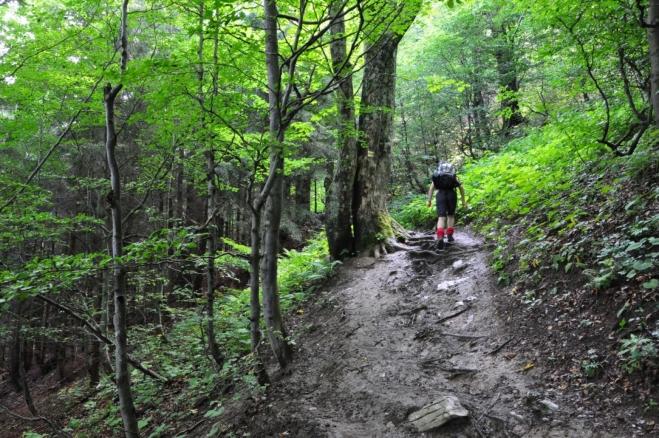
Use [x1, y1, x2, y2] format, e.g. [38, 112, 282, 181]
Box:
[215, 231, 629, 438]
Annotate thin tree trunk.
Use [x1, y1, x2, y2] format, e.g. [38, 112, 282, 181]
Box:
[9, 322, 22, 392]
[87, 298, 101, 386]
[35, 303, 48, 371]
[197, 1, 223, 368]
[648, 0, 659, 126]
[261, 0, 293, 368]
[103, 1, 139, 436]
[100, 266, 114, 374]
[19, 330, 38, 416]
[326, 1, 358, 260]
[248, 209, 269, 384]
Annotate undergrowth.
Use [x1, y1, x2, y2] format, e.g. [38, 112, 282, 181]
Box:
[27, 232, 337, 438]
[460, 123, 659, 378]
[393, 117, 659, 379]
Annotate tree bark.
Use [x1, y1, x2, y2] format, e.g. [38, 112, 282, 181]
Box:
[197, 1, 223, 369]
[648, 0, 659, 126]
[492, 25, 523, 132]
[19, 330, 38, 416]
[248, 206, 269, 384]
[326, 2, 358, 260]
[103, 1, 139, 436]
[353, 33, 401, 253]
[261, 0, 293, 368]
[9, 323, 22, 392]
[99, 265, 114, 375]
[294, 176, 311, 213]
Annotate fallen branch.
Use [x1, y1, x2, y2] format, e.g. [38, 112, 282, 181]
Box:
[0, 403, 71, 437]
[37, 295, 169, 382]
[406, 236, 436, 242]
[400, 304, 428, 316]
[437, 366, 479, 378]
[345, 323, 362, 338]
[178, 419, 205, 435]
[487, 338, 514, 355]
[438, 330, 489, 340]
[436, 306, 471, 324]
[408, 249, 442, 258]
[383, 270, 398, 287]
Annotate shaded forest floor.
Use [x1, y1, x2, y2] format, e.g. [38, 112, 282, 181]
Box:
[1, 229, 657, 437]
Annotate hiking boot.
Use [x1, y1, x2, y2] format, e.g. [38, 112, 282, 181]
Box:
[447, 234, 454, 243]
[436, 239, 444, 250]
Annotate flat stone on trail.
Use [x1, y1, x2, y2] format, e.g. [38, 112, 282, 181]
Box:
[408, 395, 469, 432]
[452, 260, 469, 272]
[437, 278, 466, 291]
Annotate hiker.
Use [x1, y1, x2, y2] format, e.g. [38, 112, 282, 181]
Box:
[426, 162, 467, 242]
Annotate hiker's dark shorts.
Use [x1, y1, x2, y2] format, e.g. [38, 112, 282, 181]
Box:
[436, 189, 457, 217]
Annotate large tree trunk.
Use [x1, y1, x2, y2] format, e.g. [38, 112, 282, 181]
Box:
[648, 0, 659, 126]
[353, 33, 402, 253]
[261, 0, 293, 368]
[103, 1, 139, 436]
[326, 2, 358, 260]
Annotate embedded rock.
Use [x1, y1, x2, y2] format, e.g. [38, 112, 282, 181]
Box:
[408, 395, 469, 432]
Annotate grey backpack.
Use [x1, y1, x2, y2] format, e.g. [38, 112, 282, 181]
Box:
[432, 163, 458, 190]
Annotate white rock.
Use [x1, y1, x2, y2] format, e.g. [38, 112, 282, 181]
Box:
[539, 399, 559, 411]
[509, 412, 527, 425]
[408, 395, 469, 432]
[452, 260, 469, 272]
[437, 278, 466, 291]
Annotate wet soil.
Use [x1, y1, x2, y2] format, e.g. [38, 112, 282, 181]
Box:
[214, 230, 640, 438]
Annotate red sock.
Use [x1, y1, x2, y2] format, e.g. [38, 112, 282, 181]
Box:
[447, 228, 454, 236]
[436, 228, 445, 238]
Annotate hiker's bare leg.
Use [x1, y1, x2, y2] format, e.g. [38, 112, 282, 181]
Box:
[436, 216, 446, 230]
[447, 215, 455, 229]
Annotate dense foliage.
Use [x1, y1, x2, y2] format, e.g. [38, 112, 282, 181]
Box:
[389, 0, 659, 392]
[2, 0, 659, 435]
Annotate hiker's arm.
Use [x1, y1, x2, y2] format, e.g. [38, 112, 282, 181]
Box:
[427, 183, 435, 207]
[458, 184, 467, 208]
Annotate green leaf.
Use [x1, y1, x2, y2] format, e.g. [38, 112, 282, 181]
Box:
[626, 241, 645, 251]
[633, 260, 653, 271]
[643, 279, 659, 289]
[204, 407, 225, 418]
[138, 417, 151, 429]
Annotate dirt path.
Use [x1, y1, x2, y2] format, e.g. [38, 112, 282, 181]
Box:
[221, 231, 623, 437]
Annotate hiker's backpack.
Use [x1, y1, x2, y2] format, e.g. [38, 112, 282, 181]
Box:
[432, 163, 458, 190]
